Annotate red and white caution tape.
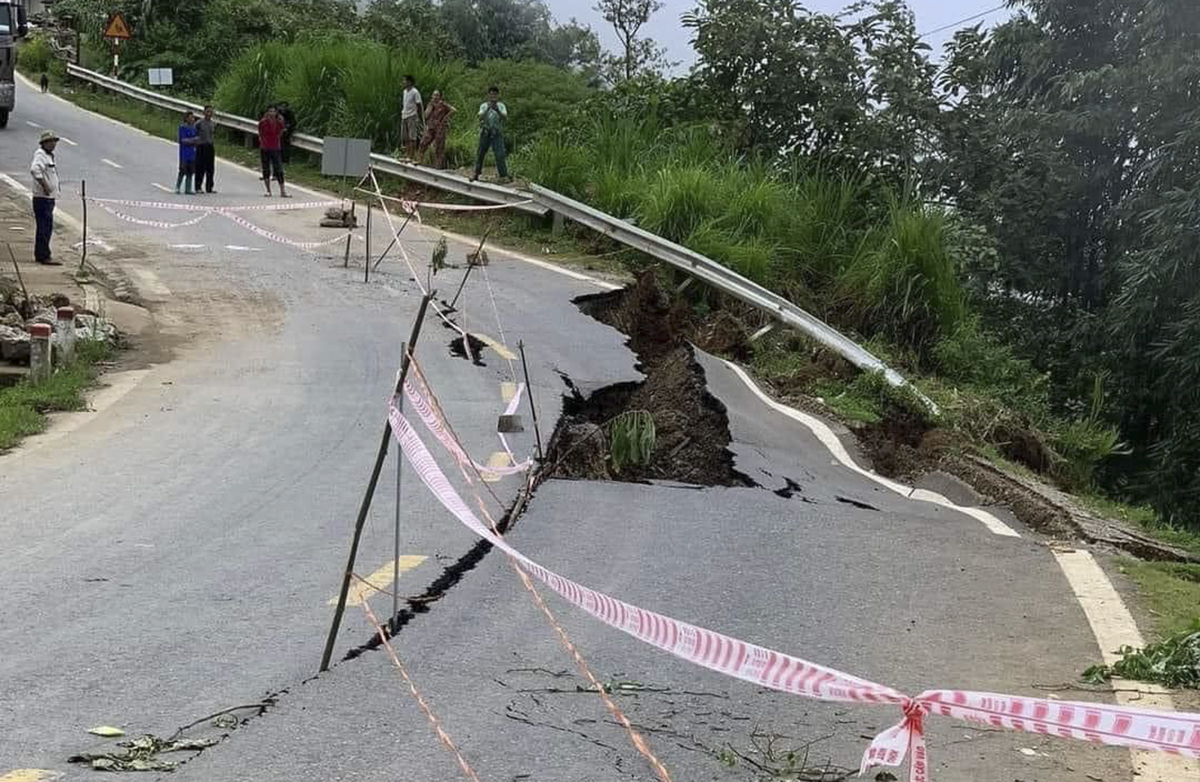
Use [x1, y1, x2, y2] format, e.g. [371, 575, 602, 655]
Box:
[366, 169, 476, 360]
[218, 209, 353, 250]
[387, 402, 1200, 782]
[95, 201, 211, 229]
[403, 364, 531, 478]
[86, 196, 341, 213]
[355, 187, 532, 214]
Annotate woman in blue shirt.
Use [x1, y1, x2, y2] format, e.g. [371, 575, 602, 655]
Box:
[176, 111, 199, 195]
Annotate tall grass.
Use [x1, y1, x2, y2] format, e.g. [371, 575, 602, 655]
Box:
[837, 198, 968, 353]
[214, 42, 291, 117]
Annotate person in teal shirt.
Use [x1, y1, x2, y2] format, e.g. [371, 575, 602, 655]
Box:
[470, 86, 509, 183]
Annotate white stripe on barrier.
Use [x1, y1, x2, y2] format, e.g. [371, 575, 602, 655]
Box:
[354, 187, 533, 214]
[388, 398, 1200, 782]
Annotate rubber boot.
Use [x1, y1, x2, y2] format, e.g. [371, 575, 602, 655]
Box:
[185, 173, 195, 195]
[175, 172, 184, 194]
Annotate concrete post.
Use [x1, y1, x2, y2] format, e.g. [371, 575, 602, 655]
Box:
[56, 307, 76, 364]
[29, 323, 52, 383]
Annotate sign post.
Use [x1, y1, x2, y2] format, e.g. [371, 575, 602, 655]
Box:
[102, 12, 132, 77]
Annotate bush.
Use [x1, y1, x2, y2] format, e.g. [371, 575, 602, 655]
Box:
[214, 41, 292, 118]
[837, 199, 968, 355]
[521, 131, 591, 198]
[18, 34, 54, 76]
[636, 165, 725, 242]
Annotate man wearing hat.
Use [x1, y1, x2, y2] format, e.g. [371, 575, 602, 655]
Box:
[30, 130, 61, 266]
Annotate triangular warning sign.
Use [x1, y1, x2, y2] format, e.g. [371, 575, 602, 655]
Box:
[103, 12, 132, 40]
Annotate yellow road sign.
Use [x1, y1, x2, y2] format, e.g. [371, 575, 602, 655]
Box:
[103, 12, 132, 40]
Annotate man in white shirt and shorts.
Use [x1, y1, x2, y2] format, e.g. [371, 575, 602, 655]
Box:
[400, 75, 424, 162]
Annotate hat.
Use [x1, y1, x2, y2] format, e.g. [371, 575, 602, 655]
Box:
[39, 130, 59, 144]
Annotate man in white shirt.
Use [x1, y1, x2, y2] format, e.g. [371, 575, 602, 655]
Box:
[400, 75, 424, 162]
[30, 130, 61, 266]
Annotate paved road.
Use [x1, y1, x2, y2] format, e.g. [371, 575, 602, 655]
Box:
[0, 79, 1140, 782]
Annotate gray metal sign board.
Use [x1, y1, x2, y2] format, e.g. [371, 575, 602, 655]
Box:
[321, 136, 372, 177]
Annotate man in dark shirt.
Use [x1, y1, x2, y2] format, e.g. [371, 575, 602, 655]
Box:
[194, 105, 217, 194]
[258, 106, 289, 198]
[277, 101, 297, 163]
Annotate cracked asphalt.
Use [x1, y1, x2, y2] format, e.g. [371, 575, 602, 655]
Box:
[0, 79, 1134, 782]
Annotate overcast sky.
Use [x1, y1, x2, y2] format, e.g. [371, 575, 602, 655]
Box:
[546, 0, 1012, 68]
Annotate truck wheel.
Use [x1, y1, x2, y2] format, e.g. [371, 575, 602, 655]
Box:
[0, 111, 8, 129]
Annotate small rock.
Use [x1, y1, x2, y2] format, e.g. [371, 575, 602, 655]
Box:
[0, 324, 31, 361]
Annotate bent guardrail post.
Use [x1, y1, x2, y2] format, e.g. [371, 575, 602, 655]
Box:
[529, 184, 937, 414]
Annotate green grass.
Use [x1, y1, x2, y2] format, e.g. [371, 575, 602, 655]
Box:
[1115, 558, 1200, 639]
[0, 341, 115, 452]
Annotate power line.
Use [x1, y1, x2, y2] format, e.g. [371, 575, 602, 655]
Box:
[920, 3, 1009, 39]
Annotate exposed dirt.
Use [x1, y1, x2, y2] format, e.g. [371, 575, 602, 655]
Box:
[449, 333, 487, 366]
[549, 272, 754, 487]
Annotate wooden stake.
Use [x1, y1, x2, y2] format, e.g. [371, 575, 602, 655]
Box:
[7, 244, 30, 318]
[518, 341, 544, 461]
[78, 179, 88, 273]
[320, 291, 434, 672]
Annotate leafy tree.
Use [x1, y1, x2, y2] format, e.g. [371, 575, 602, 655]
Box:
[594, 0, 670, 82]
[359, 0, 464, 58]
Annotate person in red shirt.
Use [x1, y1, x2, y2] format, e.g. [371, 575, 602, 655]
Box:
[257, 106, 290, 198]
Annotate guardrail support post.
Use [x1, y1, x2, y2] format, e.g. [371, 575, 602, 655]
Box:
[551, 211, 565, 236]
[749, 323, 775, 343]
[29, 323, 52, 383]
[55, 307, 76, 364]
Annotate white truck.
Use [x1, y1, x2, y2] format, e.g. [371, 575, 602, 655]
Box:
[0, 0, 30, 129]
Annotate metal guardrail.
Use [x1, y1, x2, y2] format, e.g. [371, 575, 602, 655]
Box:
[63, 64, 928, 408]
[64, 63, 548, 216]
[531, 185, 936, 411]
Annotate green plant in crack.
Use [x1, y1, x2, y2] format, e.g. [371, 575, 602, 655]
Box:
[607, 410, 656, 473]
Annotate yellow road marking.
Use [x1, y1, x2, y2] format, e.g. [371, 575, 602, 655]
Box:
[0, 771, 64, 782]
[500, 382, 517, 403]
[471, 333, 517, 361]
[482, 452, 512, 483]
[330, 556, 428, 606]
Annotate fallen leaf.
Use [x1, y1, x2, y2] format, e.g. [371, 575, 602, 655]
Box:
[87, 726, 125, 738]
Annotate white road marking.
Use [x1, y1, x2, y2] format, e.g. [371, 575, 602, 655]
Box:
[0, 173, 112, 252]
[1054, 550, 1198, 780]
[127, 268, 172, 298]
[8, 225, 25, 231]
[102, 158, 123, 169]
[225, 245, 260, 252]
[152, 183, 173, 193]
[722, 359, 1021, 537]
[59, 137, 78, 146]
[168, 243, 205, 250]
[25, 120, 40, 128]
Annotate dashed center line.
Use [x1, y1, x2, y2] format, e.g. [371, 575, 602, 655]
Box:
[25, 120, 40, 128]
[482, 453, 513, 483]
[330, 556, 428, 606]
[151, 182, 172, 192]
[59, 138, 78, 147]
[225, 245, 260, 252]
[0, 771, 63, 782]
[102, 158, 123, 169]
[168, 244, 206, 250]
[472, 332, 517, 361]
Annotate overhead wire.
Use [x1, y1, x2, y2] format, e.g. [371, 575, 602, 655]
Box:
[919, 3, 1009, 38]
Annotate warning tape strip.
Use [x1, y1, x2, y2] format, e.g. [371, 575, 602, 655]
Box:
[95, 201, 211, 229]
[359, 598, 484, 782]
[404, 359, 531, 477]
[416, 372, 674, 782]
[218, 210, 353, 250]
[353, 187, 533, 214]
[366, 169, 476, 360]
[387, 400, 1200, 782]
[86, 196, 342, 213]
